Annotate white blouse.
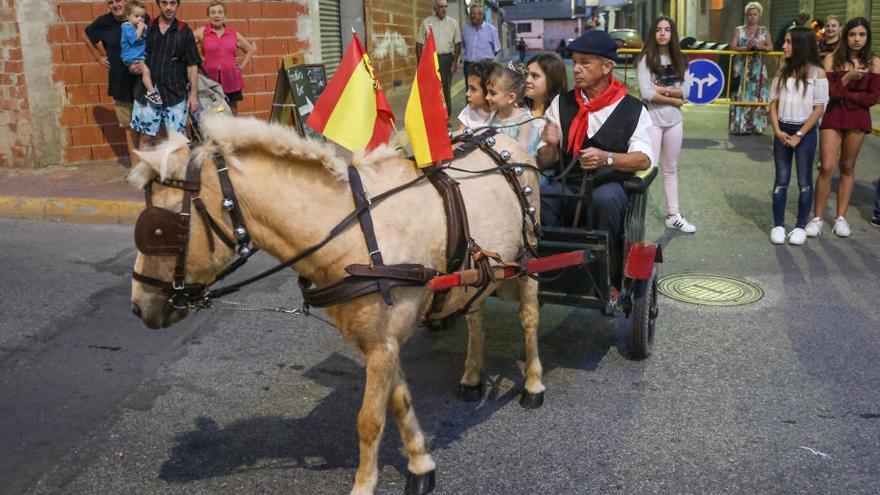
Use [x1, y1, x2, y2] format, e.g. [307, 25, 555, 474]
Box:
[458, 106, 489, 130]
[770, 69, 829, 124]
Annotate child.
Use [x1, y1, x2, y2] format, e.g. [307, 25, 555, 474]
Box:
[457, 59, 496, 132]
[485, 65, 538, 154]
[637, 15, 696, 233]
[768, 27, 827, 245]
[121, 1, 161, 105]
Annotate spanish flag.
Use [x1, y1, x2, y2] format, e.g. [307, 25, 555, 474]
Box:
[306, 33, 394, 152]
[405, 28, 453, 166]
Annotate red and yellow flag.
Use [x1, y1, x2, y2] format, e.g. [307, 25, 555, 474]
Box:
[306, 33, 394, 152]
[405, 28, 453, 167]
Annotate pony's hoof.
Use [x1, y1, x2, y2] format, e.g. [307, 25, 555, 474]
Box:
[519, 390, 544, 409]
[405, 469, 435, 495]
[457, 382, 483, 402]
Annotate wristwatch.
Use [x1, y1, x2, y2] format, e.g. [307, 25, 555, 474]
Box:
[795, 130, 804, 137]
[606, 152, 614, 166]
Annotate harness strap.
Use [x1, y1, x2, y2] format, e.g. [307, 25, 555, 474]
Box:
[298, 265, 437, 308]
[347, 165, 394, 305]
[214, 153, 252, 254]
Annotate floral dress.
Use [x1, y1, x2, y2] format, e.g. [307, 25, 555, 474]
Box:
[729, 25, 769, 134]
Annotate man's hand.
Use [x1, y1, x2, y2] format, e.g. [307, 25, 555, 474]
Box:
[579, 147, 607, 170]
[97, 55, 110, 70]
[451, 61, 458, 74]
[188, 94, 200, 114]
[541, 122, 562, 147]
[128, 61, 144, 74]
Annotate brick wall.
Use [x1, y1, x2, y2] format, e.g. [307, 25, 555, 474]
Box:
[366, 0, 431, 96]
[0, 0, 35, 167]
[44, 0, 310, 166]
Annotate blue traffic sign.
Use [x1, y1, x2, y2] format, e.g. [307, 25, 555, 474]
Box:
[685, 59, 725, 105]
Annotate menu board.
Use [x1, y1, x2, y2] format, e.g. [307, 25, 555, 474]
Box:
[269, 54, 327, 140]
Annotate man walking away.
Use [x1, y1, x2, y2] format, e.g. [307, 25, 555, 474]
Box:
[416, 0, 461, 119]
[130, 0, 201, 149]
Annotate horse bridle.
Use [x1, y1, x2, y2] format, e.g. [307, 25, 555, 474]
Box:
[132, 151, 255, 310]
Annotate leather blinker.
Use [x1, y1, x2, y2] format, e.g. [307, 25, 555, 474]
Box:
[135, 206, 187, 256]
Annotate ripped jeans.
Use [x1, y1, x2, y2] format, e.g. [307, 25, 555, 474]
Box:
[772, 121, 816, 229]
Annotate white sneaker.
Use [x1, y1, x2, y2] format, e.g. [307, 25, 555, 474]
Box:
[787, 228, 807, 245]
[770, 226, 786, 245]
[666, 214, 697, 233]
[804, 217, 823, 237]
[832, 216, 851, 237]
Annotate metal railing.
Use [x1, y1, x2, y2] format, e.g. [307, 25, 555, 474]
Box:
[616, 48, 785, 107]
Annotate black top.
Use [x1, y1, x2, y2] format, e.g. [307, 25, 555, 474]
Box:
[135, 18, 202, 106]
[556, 91, 643, 185]
[85, 13, 148, 103]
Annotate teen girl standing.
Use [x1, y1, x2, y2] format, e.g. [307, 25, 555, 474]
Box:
[768, 27, 827, 245]
[637, 16, 696, 233]
[806, 17, 880, 238]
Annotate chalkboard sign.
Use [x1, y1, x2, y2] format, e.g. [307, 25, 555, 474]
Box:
[270, 54, 327, 140]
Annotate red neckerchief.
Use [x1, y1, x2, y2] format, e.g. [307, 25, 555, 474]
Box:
[567, 77, 627, 154]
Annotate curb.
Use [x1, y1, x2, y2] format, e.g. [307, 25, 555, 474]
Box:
[0, 195, 142, 225]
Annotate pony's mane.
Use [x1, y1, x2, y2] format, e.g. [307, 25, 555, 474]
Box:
[127, 115, 404, 189]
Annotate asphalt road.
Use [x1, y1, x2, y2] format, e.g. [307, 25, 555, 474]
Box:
[2, 105, 879, 495]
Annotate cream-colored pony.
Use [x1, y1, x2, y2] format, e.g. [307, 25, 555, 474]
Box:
[128, 116, 544, 495]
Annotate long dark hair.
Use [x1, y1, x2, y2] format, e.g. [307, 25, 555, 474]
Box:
[638, 15, 686, 81]
[523, 53, 568, 111]
[831, 17, 874, 71]
[775, 27, 821, 95]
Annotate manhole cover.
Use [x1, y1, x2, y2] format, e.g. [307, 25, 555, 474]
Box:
[658, 273, 763, 306]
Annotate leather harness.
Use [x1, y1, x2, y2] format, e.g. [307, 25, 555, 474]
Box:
[132, 128, 540, 321]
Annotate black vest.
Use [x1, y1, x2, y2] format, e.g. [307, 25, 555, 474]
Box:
[558, 91, 644, 168]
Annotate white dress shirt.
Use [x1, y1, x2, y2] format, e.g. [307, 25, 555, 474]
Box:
[539, 90, 656, 168]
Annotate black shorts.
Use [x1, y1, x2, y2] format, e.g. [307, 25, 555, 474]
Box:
[225, 90, 243, 102]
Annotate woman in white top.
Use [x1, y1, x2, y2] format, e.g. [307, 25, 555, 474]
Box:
[768, 27, 828, 245]
[637, 16, 695, 233]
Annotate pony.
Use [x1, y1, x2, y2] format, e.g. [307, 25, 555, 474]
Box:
[128, 115, 545, 495]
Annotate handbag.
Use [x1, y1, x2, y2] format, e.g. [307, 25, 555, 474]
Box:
[196, 70, 231, 116]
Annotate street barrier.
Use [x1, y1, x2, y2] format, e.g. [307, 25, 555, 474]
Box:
[616, 48, 784, 107]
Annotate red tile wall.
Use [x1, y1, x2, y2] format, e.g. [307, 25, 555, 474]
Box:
[51, 1, 310, 164]
[0, 0, 35, 167]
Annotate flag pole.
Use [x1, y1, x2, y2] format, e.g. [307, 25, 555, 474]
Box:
[391, 119, 409, 154]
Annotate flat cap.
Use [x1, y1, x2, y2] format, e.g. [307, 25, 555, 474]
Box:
[566, 30, 618, 63]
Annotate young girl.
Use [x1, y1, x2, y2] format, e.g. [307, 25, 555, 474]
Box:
[807, 17, 880, 238]
[637, 16, 695, 233]
[457, 59, 496, 131]
[485, 66, 539, 154]
[120, 1, 161, 105]
[524, 54, 567, 155]
[768, 27, 827, 245]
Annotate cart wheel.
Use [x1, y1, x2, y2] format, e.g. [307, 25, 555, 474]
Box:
[628, 267, 658, 360]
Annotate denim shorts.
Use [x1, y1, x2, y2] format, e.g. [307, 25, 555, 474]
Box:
[130, 98, 188, 137]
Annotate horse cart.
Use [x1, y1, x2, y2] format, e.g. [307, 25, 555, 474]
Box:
[128, 117, 662, 495]
[428, 132, 663, 359]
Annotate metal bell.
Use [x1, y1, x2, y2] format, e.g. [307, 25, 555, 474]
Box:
[513, 166, 524, 176]
[527, 206, 536, 214]
[523, 186, 533, 196]
[222, 198, 234, 211]
[485, 136, 496, 147]
[154, 228, 163, 236]
[238, 245, 252, 256]
[500, 150, 511, 161]
[464, 127, 474, 135]
[234, 226, 248, 239]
